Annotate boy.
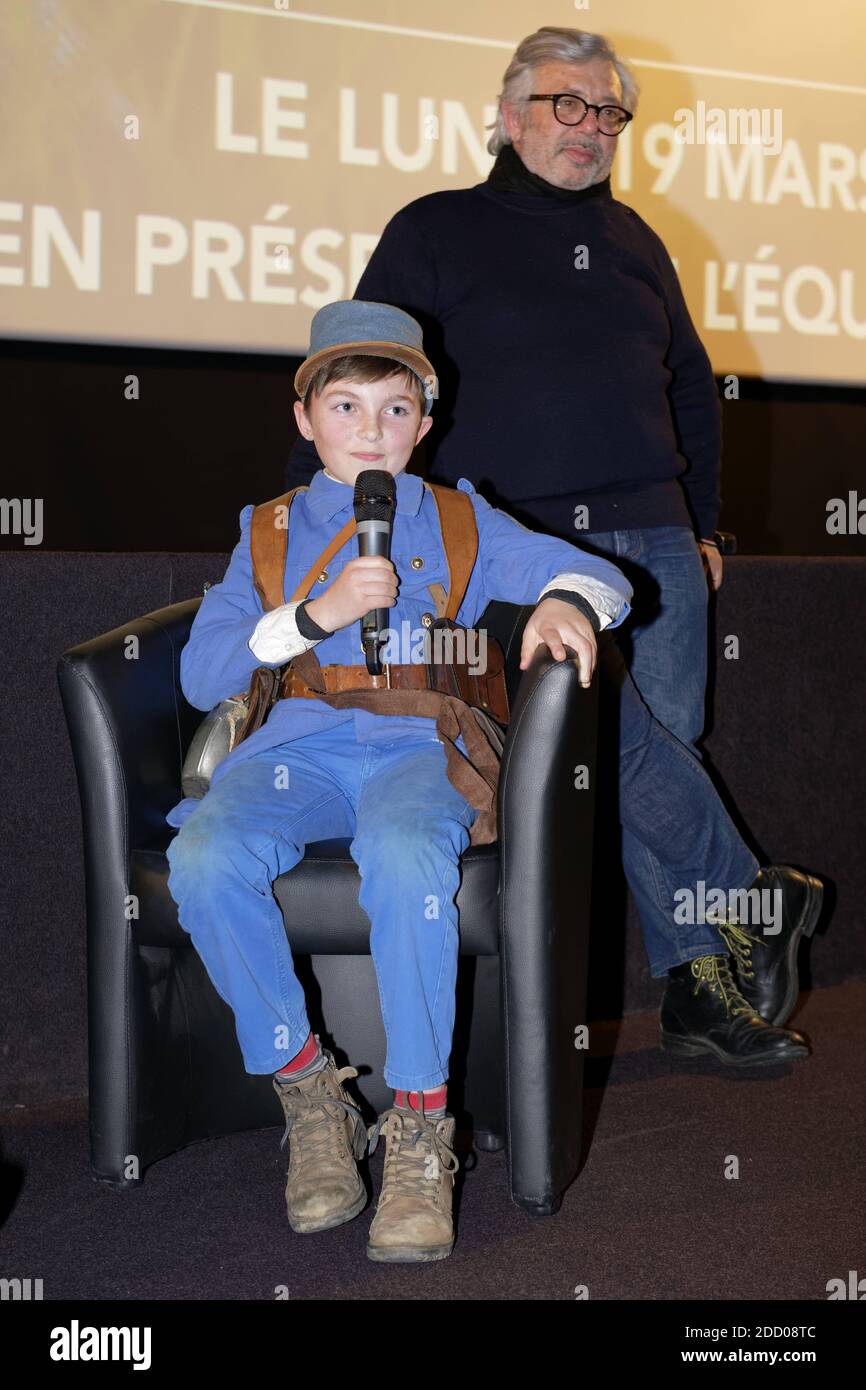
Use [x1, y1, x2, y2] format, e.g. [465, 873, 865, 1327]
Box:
[165, 300, 819, 1264]
[165, 298, 632, 1263]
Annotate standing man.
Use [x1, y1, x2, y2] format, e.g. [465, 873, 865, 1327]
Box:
[288, 24, 720, 752]
[285, 27, 821, 1037]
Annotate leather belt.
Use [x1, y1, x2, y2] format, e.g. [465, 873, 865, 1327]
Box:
[279, 656, 510, 726]
[281, 662, 427, 697]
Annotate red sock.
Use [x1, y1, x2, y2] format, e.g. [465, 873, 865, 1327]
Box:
[395, 1084, 447, 1115]
[276, 1031, 321, 1075]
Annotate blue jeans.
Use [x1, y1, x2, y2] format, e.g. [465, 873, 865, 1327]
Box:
[582, 525, 754, 975]
[583, 525, 710, 748]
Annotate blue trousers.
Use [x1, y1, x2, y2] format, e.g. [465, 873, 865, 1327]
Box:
[166, 668, 757, 1090]
[582, 524, 756, 973]
[166, 726, 478, 1090]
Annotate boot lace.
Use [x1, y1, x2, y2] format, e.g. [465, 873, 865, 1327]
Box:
[367, 1105, 459, 1201]
[690, 954, 756, 1019]
[277, 1065, 367, 1162]
[717, 920, 764, 983]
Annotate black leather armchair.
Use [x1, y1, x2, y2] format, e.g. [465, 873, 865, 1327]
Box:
[57, 596, 599, 1217]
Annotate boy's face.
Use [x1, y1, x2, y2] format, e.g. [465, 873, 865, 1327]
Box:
[293, 371, 433, 486]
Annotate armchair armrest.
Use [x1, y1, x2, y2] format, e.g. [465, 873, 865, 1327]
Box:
[57, 597, 203, 1182]
[497, 639, 600, 1215]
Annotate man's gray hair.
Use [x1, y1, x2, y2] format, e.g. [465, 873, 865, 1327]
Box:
[487, 27, 639, 155]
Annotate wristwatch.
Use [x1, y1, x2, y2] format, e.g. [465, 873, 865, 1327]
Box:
[701, 530, 737, 556]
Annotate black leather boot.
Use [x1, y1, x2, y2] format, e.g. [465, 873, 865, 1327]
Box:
[716, 865, 823, 1026]
[660, 953, 810, 1067]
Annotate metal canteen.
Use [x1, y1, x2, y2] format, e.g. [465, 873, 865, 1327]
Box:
[180, 697, 250, 799]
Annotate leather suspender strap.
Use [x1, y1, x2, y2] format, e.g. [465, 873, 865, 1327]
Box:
[250, 486, 354, 612]
[422, 482, 478, 621]
[251, 478, 479, 619]
[290, 519, 356, 603]
[250, 487, 304, 613]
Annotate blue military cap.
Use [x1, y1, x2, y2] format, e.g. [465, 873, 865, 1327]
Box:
[293, 299, 438, 415]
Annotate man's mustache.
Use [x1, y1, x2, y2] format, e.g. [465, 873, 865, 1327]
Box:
[560, 140, 601, 157]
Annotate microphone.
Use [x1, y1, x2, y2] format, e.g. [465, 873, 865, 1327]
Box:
[353, 469, 396, 676]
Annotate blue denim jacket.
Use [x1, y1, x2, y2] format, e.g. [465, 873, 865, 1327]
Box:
[166, 468, 631, 828]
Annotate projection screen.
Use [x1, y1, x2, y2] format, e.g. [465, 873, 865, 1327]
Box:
[2, 0, 865, 383]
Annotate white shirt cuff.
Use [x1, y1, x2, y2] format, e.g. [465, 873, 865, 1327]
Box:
[248, 602, 326, 664]
[537, 572, 627, 632]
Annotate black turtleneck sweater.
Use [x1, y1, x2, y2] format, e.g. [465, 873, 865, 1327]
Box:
[286, 142, 721, 540]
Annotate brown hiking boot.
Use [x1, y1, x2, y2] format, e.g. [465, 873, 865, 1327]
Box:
[365, 1102, 460, 1263]
[272, 1049, 367, 1233]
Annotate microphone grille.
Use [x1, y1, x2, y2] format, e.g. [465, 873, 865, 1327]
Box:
[353, 469, 396, 522]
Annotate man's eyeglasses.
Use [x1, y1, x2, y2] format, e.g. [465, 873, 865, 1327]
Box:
[527, 94, 633, 136]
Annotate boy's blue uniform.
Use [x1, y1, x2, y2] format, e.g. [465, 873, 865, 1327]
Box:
[166, 468, 631, 828]
[165, 466, 634, 1089]
[165, 466, 758, 1091]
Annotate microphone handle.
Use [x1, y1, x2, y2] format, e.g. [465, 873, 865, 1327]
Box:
[356, 519, 392, 667]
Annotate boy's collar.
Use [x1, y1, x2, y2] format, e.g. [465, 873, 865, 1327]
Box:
[304, 466, 425, 522]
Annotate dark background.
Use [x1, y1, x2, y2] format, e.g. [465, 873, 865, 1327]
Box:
[2, 337, 864, 556]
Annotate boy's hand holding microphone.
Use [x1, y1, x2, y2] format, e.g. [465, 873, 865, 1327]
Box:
[304, 556, 399, 634]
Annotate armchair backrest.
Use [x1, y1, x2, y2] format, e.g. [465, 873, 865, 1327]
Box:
[57, 598, 202, 850]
